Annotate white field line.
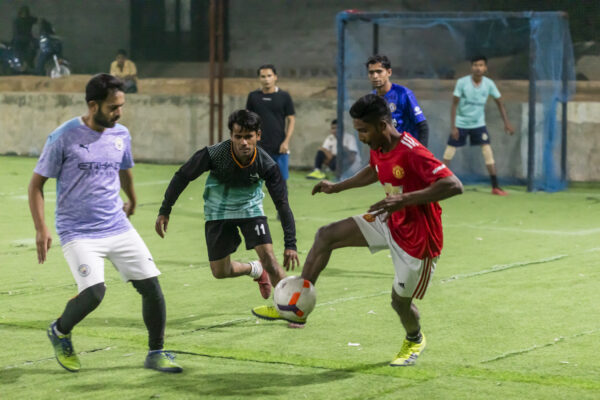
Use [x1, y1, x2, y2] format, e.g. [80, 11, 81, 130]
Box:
[135, 180, 171, 186]
[8, 181, 168, 201]
[481, 329, 600, 363]
[445, 223, 600, 236]
[3, 346, 112, 369]
[441, 246, 600, 283]
[184, 291, 393, 333]
[441, 255, 568, 283]
[294, 217, 600, 237]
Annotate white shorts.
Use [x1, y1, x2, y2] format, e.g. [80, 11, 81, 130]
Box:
[61, 229, 161, 293]
[352, 214, 437, 299]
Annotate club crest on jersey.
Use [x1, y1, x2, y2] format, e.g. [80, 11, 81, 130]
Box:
[393, 165, 405, 179]
[114, 137, 124, 151]
[388, 103, 396, 112]
[78, 264, 91, 277]
[362, 213, 376, 223]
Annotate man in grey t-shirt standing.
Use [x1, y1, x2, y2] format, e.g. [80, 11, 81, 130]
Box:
[28, 74, 182, 373]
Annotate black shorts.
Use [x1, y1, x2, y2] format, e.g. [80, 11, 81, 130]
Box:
[205, 217, 272, 261]
[447, 126, 490, 147]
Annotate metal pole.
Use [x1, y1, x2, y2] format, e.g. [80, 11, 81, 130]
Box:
[208, 0, 215, 145]
[560, 18, 568, 183]
[527, 22, 536, 192]
[217, 0, 224, 142]
[336, 17, 346, 179]
[373, 23, 379, 54]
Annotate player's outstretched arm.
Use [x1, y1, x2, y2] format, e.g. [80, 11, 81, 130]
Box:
[369, 174, 463, 219]
[28, 173, 52, 264]
[312, 165, 378, 195]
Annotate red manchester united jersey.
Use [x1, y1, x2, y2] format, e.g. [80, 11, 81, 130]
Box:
[369, 133, 453, 259]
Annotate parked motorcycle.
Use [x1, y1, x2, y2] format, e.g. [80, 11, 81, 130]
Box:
[0, 41, 27, 75]
[0, 19, 70, 77]
[36, 19, 70, 78]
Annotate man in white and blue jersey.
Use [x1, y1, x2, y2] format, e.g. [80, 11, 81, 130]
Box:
[443, 55, 515, 195]
[156, 109, 299, 301]
[367, 54, 429, 147]
[28, 74, 182, 373]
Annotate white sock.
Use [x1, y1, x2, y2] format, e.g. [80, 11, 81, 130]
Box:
[53, 324, 65, 337]
[249, 261, 263, 279]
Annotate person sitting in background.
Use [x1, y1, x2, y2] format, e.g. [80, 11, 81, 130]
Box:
[12, 6, 37, 68]
[110, 49, 138, 93]
[306, 119, 362, 180]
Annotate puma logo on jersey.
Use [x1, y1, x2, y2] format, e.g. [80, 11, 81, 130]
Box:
[79, 144, 89, 152]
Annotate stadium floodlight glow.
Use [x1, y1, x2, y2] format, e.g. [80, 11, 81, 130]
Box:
[336, 11, 575, 192]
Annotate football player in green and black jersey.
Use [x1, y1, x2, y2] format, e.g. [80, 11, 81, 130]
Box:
[155, 109, 299, 299]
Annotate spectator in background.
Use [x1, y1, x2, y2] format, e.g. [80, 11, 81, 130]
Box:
[306, 119, 362, 180]
[246, 65, 295, 183]
[110, 49, 138, 93]
[12, 6, 37, 68]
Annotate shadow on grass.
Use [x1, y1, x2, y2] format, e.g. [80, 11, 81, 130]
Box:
[69, 369, 357, 398]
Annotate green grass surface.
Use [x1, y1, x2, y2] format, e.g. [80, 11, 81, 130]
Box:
[1, 155, 599, 399]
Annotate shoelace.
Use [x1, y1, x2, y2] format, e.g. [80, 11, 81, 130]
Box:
[59, 336, 74, 356]
[397, 341, 412, 358]
[155, 351, 177, 361]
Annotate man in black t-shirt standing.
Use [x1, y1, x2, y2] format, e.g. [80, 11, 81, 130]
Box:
[246, 65, 296, 182]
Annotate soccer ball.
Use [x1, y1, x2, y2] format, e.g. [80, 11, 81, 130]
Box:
[273, 276, 316, 322]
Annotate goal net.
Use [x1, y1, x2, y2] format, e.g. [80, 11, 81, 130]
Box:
[336, 11, 575, 192]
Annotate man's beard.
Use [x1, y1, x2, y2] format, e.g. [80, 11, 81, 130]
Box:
[94, 110, 118, 128]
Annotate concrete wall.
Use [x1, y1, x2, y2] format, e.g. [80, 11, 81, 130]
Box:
[0, 0, 129, 73]
[1, 91, 598, 182]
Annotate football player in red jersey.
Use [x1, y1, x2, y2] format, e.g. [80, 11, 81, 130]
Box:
[254, 93, 463, 365]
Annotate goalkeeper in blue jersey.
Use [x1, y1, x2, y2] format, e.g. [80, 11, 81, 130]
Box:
[367, 54, 430, 147]
[155, 110, 299, 299]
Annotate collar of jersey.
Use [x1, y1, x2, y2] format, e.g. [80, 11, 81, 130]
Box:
[230, 144, 257, 168]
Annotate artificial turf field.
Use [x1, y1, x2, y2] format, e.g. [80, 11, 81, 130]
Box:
[1, 155, 599, 400]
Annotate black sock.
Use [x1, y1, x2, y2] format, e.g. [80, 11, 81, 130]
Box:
[490, 175, 499, 188]
[56, 282, 106, 334]
[406, 331, 422, 343]
[131, 277, 165, 351]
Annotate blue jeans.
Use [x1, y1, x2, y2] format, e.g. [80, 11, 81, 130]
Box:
[269, 153, 289, 180]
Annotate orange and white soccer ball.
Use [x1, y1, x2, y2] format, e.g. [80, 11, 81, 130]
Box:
[273, 276, 316, 322]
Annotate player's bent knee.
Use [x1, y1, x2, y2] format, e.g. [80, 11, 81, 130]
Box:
[482, 144, 495, 165]
[210, 266, 229, 279]
[390, 291, 412, 312]
[84, 282, 106, 307]
[131, 277, 164, 300]
[443, 145, 456, 161]
[314, 223, 342, 246]
[259, 252, 278, 270]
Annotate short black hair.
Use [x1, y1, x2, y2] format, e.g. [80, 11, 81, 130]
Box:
[228, 109, 262, 133]
[366, 54, 391, 69]
[331, 119, 337, 125]
[349, 94, 392, 125]
[257, 64, 277, 76]
[117, 49, 127, 56]
[85, 73, 125, 103]
[471, 55, 487, 64]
